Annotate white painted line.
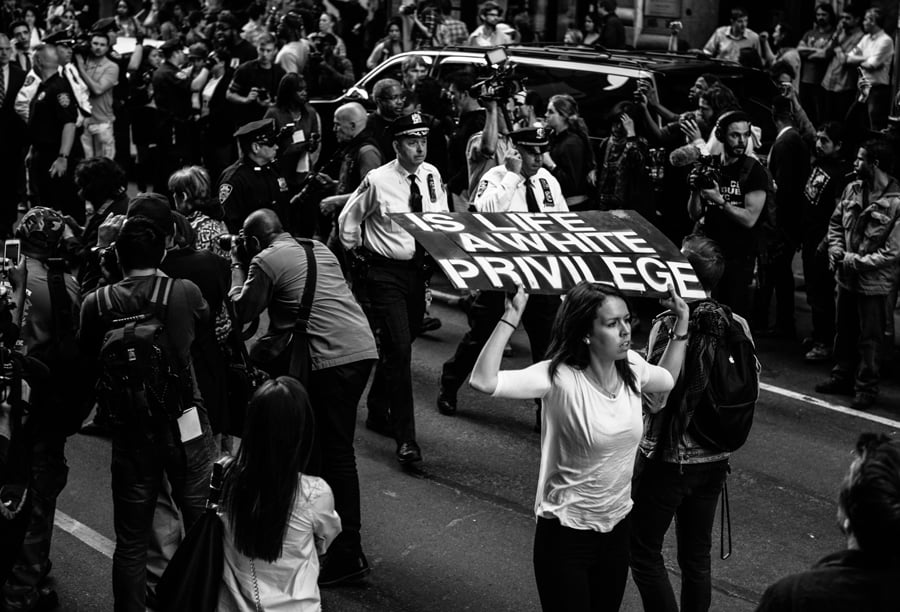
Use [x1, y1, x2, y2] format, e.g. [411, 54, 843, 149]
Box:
[761, 382, 900, 429]
[54, 510, 114, 559]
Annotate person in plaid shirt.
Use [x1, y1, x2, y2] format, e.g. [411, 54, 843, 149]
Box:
[437, 0, 468, 47]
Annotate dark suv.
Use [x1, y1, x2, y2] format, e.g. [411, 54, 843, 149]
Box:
[310, 45, 778, 156]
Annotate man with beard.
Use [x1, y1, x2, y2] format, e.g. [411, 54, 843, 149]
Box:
[801, 122, 851, 363]
[817, 137, 900, 411]
[687, 110, 767, 319]
[75, 29, 118, 159]
[213, 11, 257, 69]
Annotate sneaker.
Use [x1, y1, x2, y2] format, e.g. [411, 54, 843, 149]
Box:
[319, 551, 371, 587]
[815, 378, 853, 396]
[851, 392, 877, 411]
[804, 343, 832, 362]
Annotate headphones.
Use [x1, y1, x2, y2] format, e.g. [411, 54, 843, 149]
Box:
[714, 110, 751, 142]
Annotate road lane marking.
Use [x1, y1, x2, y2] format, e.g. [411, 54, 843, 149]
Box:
[54, 510, 114, 559]
[761, 382, 900, 429]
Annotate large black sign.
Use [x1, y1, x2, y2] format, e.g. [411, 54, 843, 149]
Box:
[392, 211, 705, 298]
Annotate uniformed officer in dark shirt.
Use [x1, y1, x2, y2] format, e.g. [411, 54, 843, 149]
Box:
[218, 118, 292, 233]
[152, 38, 193, 195]
[27, 42, 81, 220]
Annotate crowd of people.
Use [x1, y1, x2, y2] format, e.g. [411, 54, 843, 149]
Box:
[0, 0, 899, 611]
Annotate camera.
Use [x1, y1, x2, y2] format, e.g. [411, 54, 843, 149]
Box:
[688, 156, 721, 190]
[217, 233, 244, 253]
[400, 3, 416, 15]
[471, 49, 521, 102]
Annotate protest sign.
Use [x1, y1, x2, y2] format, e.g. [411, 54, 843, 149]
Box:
[391, 210, 705, 298]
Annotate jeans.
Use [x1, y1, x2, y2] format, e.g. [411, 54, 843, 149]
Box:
[802, 240, 836, 345]
[110, 416, 212, 612]
[533, 515, 631, 612]
[306, 359, 374, 556]
[2, 434, 68, 611]
[80, 119, 116, 160]
[441, 291, 559, 394]
[832, 287, 886, 396]
[630, 457, 729, 612]
[361, 261, 425, 444]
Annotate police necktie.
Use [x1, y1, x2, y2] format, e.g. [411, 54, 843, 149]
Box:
[0, 68, 5, 108]
[408, 174, 423, 213]
[525, 178, 541, 213]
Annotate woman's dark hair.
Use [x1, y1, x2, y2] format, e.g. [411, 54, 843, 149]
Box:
[385, 16, 402, 37]
[115, 216, 166, 271]
[584, 10, 599, 30]
[681, 234, 724, 291]
[838, 433, 900, 563]
[224, 377, 317, 562]
[275, 72, 308, 112]
[168, 165, 223, 218]
[74, 157, 128, 205]
[700, 84, 741, 122]
[545, 282, 638, 394]
[699, 73, 721, 89]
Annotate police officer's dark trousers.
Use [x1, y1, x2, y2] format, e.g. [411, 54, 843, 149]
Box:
[441, 291, 559, 394]
[361, 256, 425, 445]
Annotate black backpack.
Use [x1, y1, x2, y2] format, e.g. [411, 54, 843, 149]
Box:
[688, 303, 759, 452]
[648, 300, 759, 453]
[95, 276, 192, 429]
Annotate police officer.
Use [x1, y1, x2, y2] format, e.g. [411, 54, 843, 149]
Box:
[218, 118, 292, 233]
[338, 112, 449, 465]
[27, 43, 81, 221]
[152, 38, 197, 195]
[438, 127, 564, 425]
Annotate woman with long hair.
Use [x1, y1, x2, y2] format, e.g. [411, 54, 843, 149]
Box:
[583, 11, 601, 46]
[471, 282, 689, 611]
[167, 166, 228, 258]
[544, 94, 596, 210]
[219, 377, 341, 611]
[22, 5, 46, 48]
[264, 73, 322, 192]
[366, 18, 405, 71]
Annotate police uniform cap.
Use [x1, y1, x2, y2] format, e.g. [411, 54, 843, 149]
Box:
[89, 17, 118, 35]
[159, 38, 185, 56]
[234, 118, 278, 145]
[43, 30, 77, 46]
[509, 126, 550, 153]
[127, 193, 174, 237]
[391, 112, 430, 140]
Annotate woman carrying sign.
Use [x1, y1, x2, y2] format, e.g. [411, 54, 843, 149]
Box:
[470, 281, 689, 611]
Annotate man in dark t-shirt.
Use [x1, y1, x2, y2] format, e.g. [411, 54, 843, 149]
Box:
[226, 33, 285, 130]
[688, 110, 767, 318]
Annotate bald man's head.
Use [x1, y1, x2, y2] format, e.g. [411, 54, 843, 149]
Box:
[243, 208, 283, 252]
[32, 43, 59, 77]
[334, 102, 368, 143]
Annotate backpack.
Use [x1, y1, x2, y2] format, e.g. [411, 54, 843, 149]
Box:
[648, 300, 760, 453]
[738, 156, 781, 260]
[95, 276, 192, 430]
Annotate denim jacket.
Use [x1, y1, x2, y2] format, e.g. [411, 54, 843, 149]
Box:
[827, 178, 900, 295]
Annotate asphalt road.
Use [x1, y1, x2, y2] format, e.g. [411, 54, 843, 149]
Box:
[40, 291, 900, 611]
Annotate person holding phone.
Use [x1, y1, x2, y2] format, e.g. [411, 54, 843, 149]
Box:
[470, 281, 689, 611]
[591, 101, 653, 217]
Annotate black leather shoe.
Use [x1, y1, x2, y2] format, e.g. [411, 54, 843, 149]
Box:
[419, 316, 442, 335]
[365, 417, 392, 437]
[815, 378, 854, 396]
[319, 550, 371, 587]
[437, 387, 457, 415]
[851, 392, 877, 411]
[397, 441, 422, 464]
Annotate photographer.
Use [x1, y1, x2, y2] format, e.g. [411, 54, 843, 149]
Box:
[74, 29, 118, 159]
[218, 118, 292, 233]
[228, 208, 378, 587]
[2, 208, 84, 612]
[305, 32, 354, 99]
[687, 111, 768, 318]
[226, 32, 285, 130]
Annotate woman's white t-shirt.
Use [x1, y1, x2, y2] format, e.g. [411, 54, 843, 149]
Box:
[493, 350, 672, 532]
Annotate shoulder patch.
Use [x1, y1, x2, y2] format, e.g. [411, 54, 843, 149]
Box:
[355, 176, 370, 195]
[219, 184, 233, 204]
[57, 93, 70, 108]
[24, 74, 36, 87]
[476, 180, 488, 197]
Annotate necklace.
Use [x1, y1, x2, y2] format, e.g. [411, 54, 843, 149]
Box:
[584, 367, 620, 399]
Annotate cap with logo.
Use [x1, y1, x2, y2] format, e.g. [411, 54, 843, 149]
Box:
[509, 126, 550, 153]
[234, 118, 278, 146]
[391, 112, 430, 140]
[16, 207, 65, 253]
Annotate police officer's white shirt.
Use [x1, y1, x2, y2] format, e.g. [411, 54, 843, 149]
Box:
[473, 165, 568, 213]
[14, 65, 90, 125]
[339, 159, 448, 260]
